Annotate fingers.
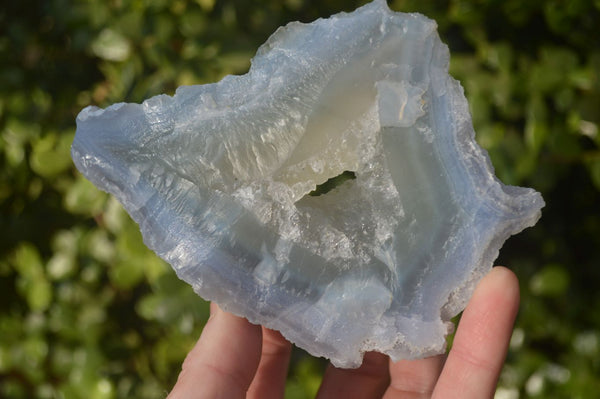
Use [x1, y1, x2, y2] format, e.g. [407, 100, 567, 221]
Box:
[169, 266, 518, 399]
[432, 266, 520, 399]
[383, 355, 445, 399]
[168, 303, 262, 399]
[316, 351, 390, 399]
[247, 327, 292, 399]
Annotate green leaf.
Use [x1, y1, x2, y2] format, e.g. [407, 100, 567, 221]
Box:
[525, 96, 549, 152]
[26, 277, 53, 312]
[22, 337, 49, 368]
[109, 260, 144, 289]
[30, 131, 74, 178]
[91, 29, 131, 62]
[0, 345, 11, 372]
[587, 157, 600, 191]
[285, 356, 324, 399]
[530, 264, 570, 297]
[12, 242, 43, 279]
[90, 378, 115, 399]
[195, 0, 215, 12]
[64, 175, 108, 215]
[47, 252, 77, 281]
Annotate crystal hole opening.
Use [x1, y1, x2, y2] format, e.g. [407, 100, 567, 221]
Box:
[308, 171, 356, 197]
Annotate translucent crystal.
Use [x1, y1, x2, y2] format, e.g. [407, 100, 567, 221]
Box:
[72, 0, 544, 368]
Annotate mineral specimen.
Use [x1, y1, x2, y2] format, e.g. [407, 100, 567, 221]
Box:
[72, 0, 544, 368]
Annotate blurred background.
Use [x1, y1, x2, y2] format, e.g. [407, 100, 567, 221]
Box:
[1, 0, 599, 397]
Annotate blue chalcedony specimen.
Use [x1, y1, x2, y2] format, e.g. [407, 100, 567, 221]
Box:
[72, 0, 544, 368]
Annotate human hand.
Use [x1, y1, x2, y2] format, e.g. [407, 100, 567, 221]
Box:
[168, 266, 519, 399]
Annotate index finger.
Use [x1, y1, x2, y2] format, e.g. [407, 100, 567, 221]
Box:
[168, 303, 262, 399]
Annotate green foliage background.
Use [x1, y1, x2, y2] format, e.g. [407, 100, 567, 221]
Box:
[1, 0, 599, 397]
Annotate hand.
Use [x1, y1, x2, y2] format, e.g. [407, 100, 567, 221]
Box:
[168, 266, 519, 399]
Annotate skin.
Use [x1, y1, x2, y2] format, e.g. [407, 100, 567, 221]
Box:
[168, 266, 520, 399]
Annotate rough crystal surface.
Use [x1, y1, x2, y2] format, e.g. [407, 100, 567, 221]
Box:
[72, 0, 544, 368]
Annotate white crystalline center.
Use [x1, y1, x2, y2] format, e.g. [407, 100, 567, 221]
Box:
[72, 0, 544, 368]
